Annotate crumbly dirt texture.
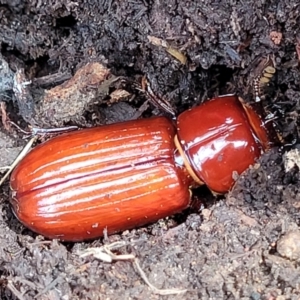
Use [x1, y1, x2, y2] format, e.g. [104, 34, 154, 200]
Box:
[0, 1, 300, 299]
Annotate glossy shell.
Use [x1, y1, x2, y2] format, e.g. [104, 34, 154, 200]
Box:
[177, 95, 269, 193]
[10, 117, 191, 241]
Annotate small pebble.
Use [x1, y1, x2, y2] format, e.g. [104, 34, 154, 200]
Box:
[283, 148, 300, 172]
[277, 230, 300, 261]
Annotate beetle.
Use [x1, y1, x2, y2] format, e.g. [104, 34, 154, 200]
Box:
[10, 94, 273, 241]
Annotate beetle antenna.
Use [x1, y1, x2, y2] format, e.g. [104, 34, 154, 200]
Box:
[252, 55, 276, 102]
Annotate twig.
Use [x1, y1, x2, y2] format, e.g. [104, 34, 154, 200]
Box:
[0, 136, 37, 186]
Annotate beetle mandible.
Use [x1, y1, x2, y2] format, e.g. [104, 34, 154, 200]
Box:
[10, 94, 273, 241]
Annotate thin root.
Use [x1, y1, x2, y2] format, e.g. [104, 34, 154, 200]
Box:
[79, 241, 188, 295]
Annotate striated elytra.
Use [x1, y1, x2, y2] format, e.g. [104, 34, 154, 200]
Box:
[10, 95, 272, 241]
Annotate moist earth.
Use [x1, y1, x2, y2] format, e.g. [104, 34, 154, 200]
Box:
[0, 1, 300, 299]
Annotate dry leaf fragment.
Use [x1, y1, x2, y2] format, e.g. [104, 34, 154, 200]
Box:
[147, 35, 187, 64]
[109, 89, 131, 104]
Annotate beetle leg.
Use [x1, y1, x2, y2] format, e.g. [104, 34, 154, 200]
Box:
[253, 77, 262, 102]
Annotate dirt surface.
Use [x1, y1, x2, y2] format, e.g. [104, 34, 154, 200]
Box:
[0, 1, 300, 299]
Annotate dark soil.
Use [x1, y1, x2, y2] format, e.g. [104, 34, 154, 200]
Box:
[0, 1, 300, 299]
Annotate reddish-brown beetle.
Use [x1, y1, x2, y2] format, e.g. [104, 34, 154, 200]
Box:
[10, 95, 272, 241]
